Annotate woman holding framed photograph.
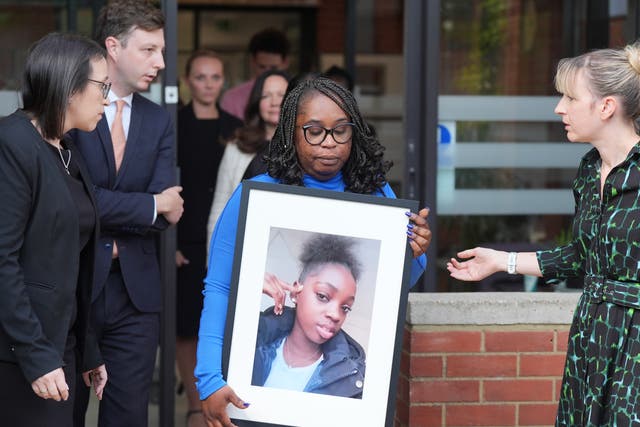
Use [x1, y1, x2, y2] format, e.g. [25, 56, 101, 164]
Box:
[196, 77, 431, 427]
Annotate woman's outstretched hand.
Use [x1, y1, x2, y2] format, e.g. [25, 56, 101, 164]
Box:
[202, 385, 249, 427]
[406, 208, 432, 258]
[446, 247, 505, 281]
[263, 272, 296, 315]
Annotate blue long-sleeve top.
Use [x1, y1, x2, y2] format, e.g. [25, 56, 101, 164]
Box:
[195, 172, 427, 400]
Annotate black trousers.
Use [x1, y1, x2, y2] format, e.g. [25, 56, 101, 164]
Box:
[0, 336, 77, 427]
[74, 261, 159, 427]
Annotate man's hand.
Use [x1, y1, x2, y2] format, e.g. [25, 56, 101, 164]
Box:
[176, 250, 190, 267]
[82, 364, 108, 400]
[155, 186, 184, 224]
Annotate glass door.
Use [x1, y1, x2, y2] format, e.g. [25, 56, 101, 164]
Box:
[435, 0, 639, 292]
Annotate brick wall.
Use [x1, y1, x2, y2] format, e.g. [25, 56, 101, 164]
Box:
[394, 292, 580, 427]
[316, 0, 345, 53]
[316, 0, 403, 54]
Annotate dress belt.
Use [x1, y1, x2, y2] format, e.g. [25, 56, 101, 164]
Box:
[583, 275, 640, 309]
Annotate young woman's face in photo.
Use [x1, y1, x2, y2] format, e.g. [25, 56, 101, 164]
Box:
[259, 74, 288, 127]
[294, 92, 353, 181]
[293, 263, 357, 345]
[554, 69, 602, 143]
[186, 56, 224, 106]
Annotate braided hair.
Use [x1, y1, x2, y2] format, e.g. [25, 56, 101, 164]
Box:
[266, 77, 392, 194]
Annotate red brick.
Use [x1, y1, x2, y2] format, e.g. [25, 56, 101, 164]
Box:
[400, 350, 410, 375]
[317, 0, 345, 53]
[403, 327, 411, 350]
[556, 330, 570, 352]
[411, 380, 479, 403]
[397, 374, 409, 402]
[484, 379, 554, 402]
[447, 355, 516, 377]
[411, 331, 482, 353]
[411, 355, 444, 377]
[409, 405, 443, 427]
[485, 331, 554, 352]
[520, 354, 566, 377]
[395, 396, 409, 425]
[446, 404, 516, 426]
[374, 0, 403, 54]
[519, 403, 558, 425]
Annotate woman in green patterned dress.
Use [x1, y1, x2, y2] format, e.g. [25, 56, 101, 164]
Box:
[447, 42, 640, 426]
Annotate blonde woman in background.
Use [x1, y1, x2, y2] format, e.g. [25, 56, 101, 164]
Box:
[176, 49, 242, 427]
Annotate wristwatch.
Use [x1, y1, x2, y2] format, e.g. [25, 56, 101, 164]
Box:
[507, 252, 517, 275]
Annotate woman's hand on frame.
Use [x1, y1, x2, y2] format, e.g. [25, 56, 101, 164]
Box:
[202, 385, 249, 427]
[406, 208, 432, 258]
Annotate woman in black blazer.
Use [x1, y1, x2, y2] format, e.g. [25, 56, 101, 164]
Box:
[0, 33, 109, 426]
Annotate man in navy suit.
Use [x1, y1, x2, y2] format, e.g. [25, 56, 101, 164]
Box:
[72, 1, 183, 426]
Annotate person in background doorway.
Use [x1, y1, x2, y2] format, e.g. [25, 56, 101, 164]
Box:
[0, 32, 107, 427]
[176, 49, 242, 427]
[220, 28, 290, 120]
[322, 65, 354, 93]
[206, 69, 289, 245]
[448, 42, 640, 425]
[284, 72, 320, 98]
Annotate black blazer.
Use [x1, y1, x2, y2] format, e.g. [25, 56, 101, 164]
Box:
[0, 110, 100, 383]
[176, 103, 242, 244]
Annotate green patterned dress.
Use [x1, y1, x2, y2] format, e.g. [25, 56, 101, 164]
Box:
[538, 145, 640, 426]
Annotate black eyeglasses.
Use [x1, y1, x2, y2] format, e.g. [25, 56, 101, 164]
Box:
[87, 79, 111, 99]
[299, 123, 355, 145]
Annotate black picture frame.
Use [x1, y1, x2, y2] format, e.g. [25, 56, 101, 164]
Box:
[223, 181, 417, 427]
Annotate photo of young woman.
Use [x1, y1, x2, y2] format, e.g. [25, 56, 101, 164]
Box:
[251, 230, 380, 399]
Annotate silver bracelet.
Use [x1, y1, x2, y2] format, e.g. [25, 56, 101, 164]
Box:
[507, 252, 517, 274]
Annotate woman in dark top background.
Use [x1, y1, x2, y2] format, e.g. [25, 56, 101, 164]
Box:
[0, 32, 107, 427]
[176, 49, 243, 427]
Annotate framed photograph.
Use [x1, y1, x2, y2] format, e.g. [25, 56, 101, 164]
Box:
[223, 181, 418, 427]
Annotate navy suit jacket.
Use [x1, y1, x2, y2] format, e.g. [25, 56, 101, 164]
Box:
[71, 93, 176, 312]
